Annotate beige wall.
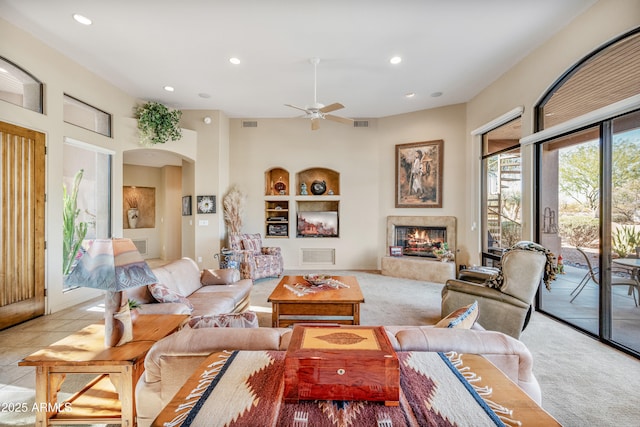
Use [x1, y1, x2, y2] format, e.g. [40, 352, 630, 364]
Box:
[122, 164, 184, 260]
[465, 0, 640, 265]
[0, 19, 211, 314]
[0, 18, 139, 312]
[229, 104, 467, 270]
[0, 0, 638, 313]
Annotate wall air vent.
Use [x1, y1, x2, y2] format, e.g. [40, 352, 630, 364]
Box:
[301, 248, 335, 265]
[242, 120, 258, 128]
[131, 238, 148, 256]
[353, 120, 369, 128]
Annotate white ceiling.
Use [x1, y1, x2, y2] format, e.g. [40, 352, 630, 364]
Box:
[1, 0, 596, 120]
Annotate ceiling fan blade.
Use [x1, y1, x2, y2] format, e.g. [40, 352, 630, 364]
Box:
[325, 114, 354, 125]
[285, 104, 310, 113]
[311, 118, 320, 130]
[320, 103, 344, 113]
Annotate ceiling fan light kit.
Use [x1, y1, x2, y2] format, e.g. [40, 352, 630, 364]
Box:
[285, 58, 354, 130]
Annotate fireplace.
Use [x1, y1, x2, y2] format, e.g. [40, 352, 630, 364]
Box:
[395, 226, 446, 258]
[382, 216, 457, 283]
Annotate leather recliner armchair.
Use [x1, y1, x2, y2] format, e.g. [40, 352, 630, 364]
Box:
[441, 244, 548, 339]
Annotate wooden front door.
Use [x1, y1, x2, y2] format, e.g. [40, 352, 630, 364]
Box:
[0, 121, 46, 330]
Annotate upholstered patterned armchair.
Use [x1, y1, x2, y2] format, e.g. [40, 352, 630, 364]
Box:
[228, 233, 284, 280]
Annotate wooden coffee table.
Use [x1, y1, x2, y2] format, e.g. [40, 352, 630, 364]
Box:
[19, 314, 188, 427]
[267, 275, 365, 327]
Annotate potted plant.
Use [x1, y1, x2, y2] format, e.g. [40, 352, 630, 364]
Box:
[134, 101, 182, 145]
[128, 299, 141, 324]
[63, 169, 88, 276]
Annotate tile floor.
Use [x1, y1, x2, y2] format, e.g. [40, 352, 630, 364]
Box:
[0, 297, 108, 427]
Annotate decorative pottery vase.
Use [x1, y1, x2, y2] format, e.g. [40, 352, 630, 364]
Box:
[127, 208, 139, 229]
[311, 180, 327, 195]
[300, 183, 308, 195]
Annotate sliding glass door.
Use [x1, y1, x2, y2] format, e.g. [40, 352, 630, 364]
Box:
[610, 111, 640, 349]
[537, 110, 640, 355]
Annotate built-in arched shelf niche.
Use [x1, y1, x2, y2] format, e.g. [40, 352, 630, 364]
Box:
[296, 167, 340, 196]
[265, 167, 290, 196]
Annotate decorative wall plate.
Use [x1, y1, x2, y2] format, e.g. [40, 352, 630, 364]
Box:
[274, 181, 286, 193]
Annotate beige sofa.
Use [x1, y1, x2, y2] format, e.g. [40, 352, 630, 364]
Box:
[125, 257, 252, 316]
[135, 325, 541, 426]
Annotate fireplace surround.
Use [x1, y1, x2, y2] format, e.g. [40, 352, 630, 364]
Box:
[381, 216, 457, 283]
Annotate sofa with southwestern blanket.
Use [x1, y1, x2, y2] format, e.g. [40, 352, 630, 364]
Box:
[135, 325, 541, 427]
[124, 257, 252, 317]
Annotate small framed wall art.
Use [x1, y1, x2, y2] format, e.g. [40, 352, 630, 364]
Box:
[197, 195, 216, 214]
[182, 196, 192, 216]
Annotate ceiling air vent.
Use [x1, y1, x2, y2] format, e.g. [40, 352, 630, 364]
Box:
[242, 120, 258, 128]
[353, 120, 369, 128]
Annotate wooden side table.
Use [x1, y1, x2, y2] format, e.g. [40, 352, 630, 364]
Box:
[19, 314, 188, 427]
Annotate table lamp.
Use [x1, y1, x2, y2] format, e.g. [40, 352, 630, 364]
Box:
[64, 238, 158, 347]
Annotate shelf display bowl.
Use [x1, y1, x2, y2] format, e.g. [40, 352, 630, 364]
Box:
[303, 274, 332, 286]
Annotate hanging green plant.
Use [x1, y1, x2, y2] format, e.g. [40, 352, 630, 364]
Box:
[134, 101, 182, 145]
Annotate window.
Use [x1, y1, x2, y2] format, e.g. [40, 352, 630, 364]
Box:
[481, 117, 522, 266]
[63, 139, 112, 288]
[539, 30, 640, 130]
[63, 94, 112, 137]
[0, 56, 43, 113]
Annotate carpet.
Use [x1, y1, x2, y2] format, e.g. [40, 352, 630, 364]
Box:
[164, 350, 517, 427]
[249, 270, 640, 426]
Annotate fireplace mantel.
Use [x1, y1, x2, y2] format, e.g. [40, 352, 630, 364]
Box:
[382, 216, 457, 283]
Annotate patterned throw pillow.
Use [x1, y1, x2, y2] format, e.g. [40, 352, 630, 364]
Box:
[435, 301, 479, 329]
[187, 311, 259, 329]
[148, 283, 194, 311]
[241, 237, 262, 255]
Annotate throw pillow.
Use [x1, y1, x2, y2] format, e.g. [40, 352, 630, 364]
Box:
[435, 301, 479, 329]
[201, 268, 240, 285]
[148, 283, 194, 312]
[241, 236, 262, 254]
[188, 311, 259, 329]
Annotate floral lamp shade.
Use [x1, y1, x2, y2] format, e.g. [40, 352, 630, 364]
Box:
[64, 238, 157, 347]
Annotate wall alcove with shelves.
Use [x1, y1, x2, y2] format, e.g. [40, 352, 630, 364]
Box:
[264, 167, 290, 237]
[296, 167, 339, 196]
[265, 167, 289, 196]
[264, 167, 341, 239]
[295, 167, 340, 238]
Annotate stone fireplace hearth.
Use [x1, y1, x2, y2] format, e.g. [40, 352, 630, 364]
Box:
[381, 216, 457, 283]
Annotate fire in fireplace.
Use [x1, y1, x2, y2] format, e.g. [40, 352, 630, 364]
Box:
[395, 226, 446, 258]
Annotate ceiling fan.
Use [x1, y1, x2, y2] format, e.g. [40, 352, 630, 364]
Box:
[285, 58, 353, 131]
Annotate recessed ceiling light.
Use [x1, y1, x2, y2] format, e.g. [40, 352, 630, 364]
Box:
[72, 14, 92, 25]
[405, 92, 416, 98]
[390, 56, 402, 65]
[229, 57, 241, 65]
[430, 91, 443, 97]
[163, 86, 175, 92]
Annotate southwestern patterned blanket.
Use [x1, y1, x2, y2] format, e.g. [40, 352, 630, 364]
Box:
[160, 350, 521, 427]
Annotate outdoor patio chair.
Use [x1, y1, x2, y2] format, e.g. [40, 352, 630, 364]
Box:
[570, 247, 639, 307]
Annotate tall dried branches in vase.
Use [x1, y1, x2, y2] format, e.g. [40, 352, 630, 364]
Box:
[223, 186, 246, 234]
